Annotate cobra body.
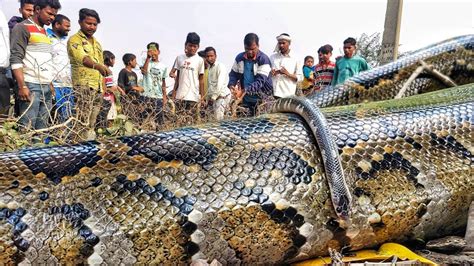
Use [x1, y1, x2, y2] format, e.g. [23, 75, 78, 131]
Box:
[0, 36, 473, 265]
[309, 34, 474, 107]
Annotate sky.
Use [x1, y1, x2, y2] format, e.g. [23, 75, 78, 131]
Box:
[1, 0, 472, 84]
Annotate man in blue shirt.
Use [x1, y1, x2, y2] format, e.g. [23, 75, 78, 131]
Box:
[228, 33, 272, 117]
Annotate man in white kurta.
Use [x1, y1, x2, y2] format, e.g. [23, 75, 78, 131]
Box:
[270, 33, 303, 98]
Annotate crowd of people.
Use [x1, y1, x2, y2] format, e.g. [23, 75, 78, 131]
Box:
[0, 0, 371, 137]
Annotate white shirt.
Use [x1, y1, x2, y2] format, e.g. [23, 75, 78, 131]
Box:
[270, 50, 303, 98]
[140, 57, 168, 99]
[0, 9, 9, 68]
[173, 54, 204, 102]
[207, 61, 230, 100]
[48, 29, 72, 87]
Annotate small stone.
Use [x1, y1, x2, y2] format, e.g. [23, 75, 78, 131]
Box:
[426, 236, 466, 253]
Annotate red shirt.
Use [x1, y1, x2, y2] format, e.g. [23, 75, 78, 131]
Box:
[314, 61, 335, 90]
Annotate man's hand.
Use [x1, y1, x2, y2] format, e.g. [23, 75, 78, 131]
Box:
[96, 64, 111, 77]
[117, 86, 126, 95]
[162, 96, 168, 108]
[134, 86, 144, 93]
[279, 66, 290, 76]
[147, 50, 153, 59]
[50, 83, 55, 98]
[230, 83, 245, 100]
[18, 85, 31, 101]
[271, 69, 280, 76]
[200, 97, 207, 108]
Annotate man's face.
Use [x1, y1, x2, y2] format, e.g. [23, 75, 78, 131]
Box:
[343, 43, 356, 58]
[205, 50, 216, 66]
[185, 43, 199, 57]
[277, 40, 290, 54]
[36, 6, 57, 26]
[79, 16, 98, 38]
[318, 52, 332, 63]
[54, 19, 71, 37]
[304, 58, 314, 67]
[244, 42, 259, 59]
[19, 4, 34, 19]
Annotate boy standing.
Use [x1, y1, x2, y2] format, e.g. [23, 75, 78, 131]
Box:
[171, 32, 205, 112]
[140, 42, 167, 124]
[118, 53, 144, 96]
[314, 44, 335, 90]
[205, 46, 230, 121]
[332, 37, 370, 86]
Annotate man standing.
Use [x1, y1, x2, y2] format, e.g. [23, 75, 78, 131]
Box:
[8, 0, 35, 31]
[140, 42, 167, 125]
[332, 37, 370, 86]
[0, 8, 10, 116]
[68, 8, 110, 137]
[47, 14, 72, 122]
[228, 33, 272, 117]
[314, 44, 335, 90]
[8, 0, 36, 117]
[10, 0, 61, 129]
[270, 33, 302, 99]
[205, 46, 230, 120]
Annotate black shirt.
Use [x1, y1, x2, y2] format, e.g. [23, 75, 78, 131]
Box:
[118, 68, 138, 94]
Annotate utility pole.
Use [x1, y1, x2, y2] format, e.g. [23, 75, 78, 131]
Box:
[379, 0, 403, 65]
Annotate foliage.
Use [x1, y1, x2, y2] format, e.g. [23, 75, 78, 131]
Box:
[356, 32, 383, 67]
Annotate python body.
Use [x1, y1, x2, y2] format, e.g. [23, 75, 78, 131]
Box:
[309, 34, 474, 107]
[0, 37, 473, 265]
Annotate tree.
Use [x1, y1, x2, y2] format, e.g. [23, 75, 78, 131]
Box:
[356, 32, 383, 67]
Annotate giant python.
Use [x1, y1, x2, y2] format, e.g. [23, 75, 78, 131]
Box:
[0, 35, 473, 264]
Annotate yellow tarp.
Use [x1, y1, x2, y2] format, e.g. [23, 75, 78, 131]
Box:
[294, 243, 437, 265]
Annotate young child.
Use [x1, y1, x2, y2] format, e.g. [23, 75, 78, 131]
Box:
[101, 51, 125, 123]
[117, 53, 144, 97]
[301, 55, 315, 95]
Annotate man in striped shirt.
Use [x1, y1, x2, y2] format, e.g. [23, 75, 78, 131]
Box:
[10, 0, 61, 129]
[314, 44, 335, 91]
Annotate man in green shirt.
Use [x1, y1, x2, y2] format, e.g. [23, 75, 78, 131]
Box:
[331, 37, 370, 86]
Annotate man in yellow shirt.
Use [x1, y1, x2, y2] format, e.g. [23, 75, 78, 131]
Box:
[67, 8, 110, 138]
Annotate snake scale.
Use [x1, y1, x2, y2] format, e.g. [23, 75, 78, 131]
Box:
[0, 35, 473, 265]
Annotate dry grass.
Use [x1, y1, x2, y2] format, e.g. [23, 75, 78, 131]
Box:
[0, 86, 280, 150]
